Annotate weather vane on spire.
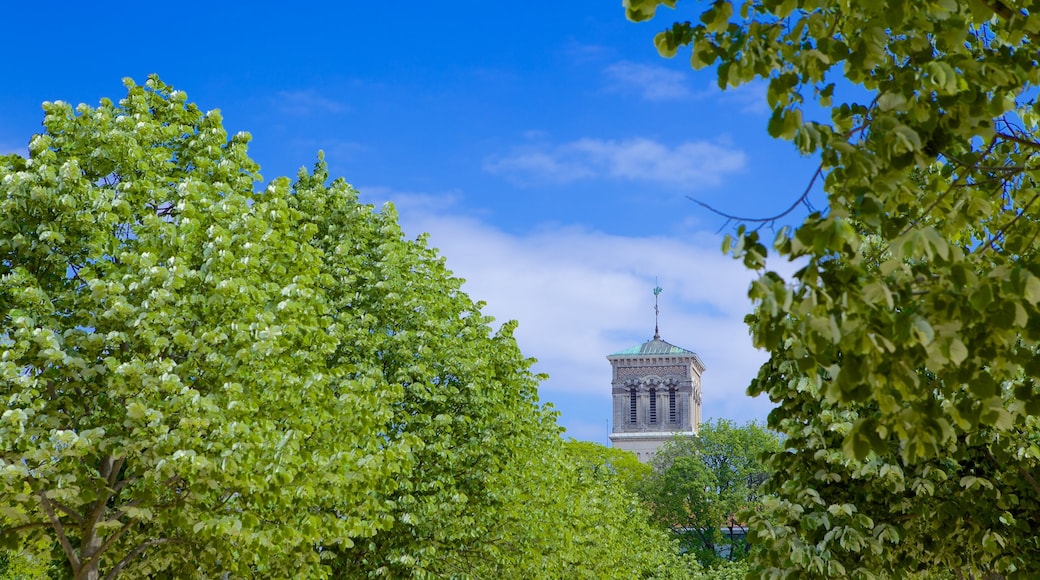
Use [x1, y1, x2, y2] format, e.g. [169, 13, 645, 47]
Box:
[653, 278, 663, 340]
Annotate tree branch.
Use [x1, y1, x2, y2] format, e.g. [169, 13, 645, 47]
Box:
[1016, 463, 1040, 500]
[84, 456, 123, 546]
[684, 100, 877, 230]
[103, 537, 185, 580]
[107, 456, 126, 489]
[37, 488, 81, 571]
[0, 521, 53, 535]
[48, 499, 86, 526]
[80, 518, 137, 576]
[979, 189, 1040, 256]
[892, 146, 1005, 245]
[982, 0, 1040, 44]
[996, 132, 1040, 151]
[688, 163, 823, 229]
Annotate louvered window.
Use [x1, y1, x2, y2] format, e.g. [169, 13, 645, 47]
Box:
[668, 388, 677, 423]
[649, 388, 657, 423]
[629, 388, 637, 424]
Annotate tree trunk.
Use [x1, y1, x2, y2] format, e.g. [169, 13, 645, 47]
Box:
[75, 491, 103, 580]
[75, 541, 101, 580]
[74, 455, 121, 580]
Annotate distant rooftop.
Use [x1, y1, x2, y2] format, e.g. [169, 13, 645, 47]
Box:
[610, 336, 697, 357]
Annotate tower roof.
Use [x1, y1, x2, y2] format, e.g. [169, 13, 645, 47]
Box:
[610, 336, 698, 357]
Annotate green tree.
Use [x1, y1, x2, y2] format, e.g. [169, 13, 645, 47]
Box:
[742, 227, 1040, 578]
[0, 76, 421, 579]
[626, 0, 1040, 577]
[280, 163, 563, 578]
[477, 435, 691, 579]
[1, 76, 698, 579]
[641, 420, 780, 566]
[0, 546, 49, 580]
[563, 438, 652, 495]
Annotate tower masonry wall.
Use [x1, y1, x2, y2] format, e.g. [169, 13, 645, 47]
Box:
[610, 432, 697, 463]
[607, 340, 705, 462]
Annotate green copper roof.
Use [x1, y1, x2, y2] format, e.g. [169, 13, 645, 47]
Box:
[610, 336, 697, 356]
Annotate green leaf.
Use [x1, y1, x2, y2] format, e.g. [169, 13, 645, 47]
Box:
[948, 338, 968, 365]
[922, 61, 960, 95]
[911, 316, 935, 345]
[1023, 273, 1040, 305]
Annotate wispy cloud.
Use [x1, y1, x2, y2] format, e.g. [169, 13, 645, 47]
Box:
[564, 41, 614, 64]
[697, 79, 770, 115]
[483, 137, 746, 186]
[604, 60, 693, 101]
[275, 90, 349, 116]
[358, 187, 783, 443]
[602, 58, 770, 114]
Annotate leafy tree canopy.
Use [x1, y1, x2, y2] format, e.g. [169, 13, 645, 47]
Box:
[642, 420, 780, 566]
[564, 438, 651, 494]
[627, 0, 1040, 577]
[0, 76, 685, 579]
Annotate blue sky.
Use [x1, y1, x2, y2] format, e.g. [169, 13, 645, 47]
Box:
[2, 2, 823, 443]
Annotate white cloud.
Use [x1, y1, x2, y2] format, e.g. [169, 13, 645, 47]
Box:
[275, 90, 348, 116]
[601, 60, 768, 114]
[563, 41, 613, 64]
[604, 61, 693, 101]
[483, 149, 596, 183]
[483, 137, 746, 186]
[359, 187, 782, 443]
[697, 79, 770, 115]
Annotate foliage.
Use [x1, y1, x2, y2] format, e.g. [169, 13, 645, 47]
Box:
[468, 436, 689, 580]
[0, 503, 51, 579]
[698, 559, 751, 580]
[742, 230, 1040, 578]
[641, 420, 780, 566]
[0, 76, 426, 579]
[627, 0, 1040, 577]
[0, 548, 48, 580]
[0, 76, 686, 578]
[564, 438, 651, 494]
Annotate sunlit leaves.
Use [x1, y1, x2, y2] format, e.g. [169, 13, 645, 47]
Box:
[4, 77, 659, 579]
[632, 0, 1040, 576]
[640, 420, 781, 567]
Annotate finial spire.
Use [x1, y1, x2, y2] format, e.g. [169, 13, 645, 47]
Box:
[653, 279, 663, 340]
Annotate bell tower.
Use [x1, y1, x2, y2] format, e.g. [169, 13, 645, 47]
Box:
[608, 285, 705, 462]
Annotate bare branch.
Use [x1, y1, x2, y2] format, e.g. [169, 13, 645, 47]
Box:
[684, 98, 879, 230]
[688, 163, 823, 229]
[112, 476, 141, 493]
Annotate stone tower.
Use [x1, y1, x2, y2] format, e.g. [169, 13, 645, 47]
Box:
[608, 329, 705, 463]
